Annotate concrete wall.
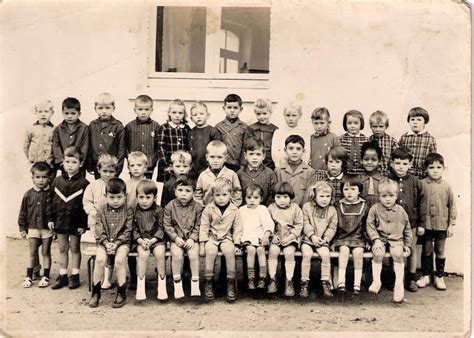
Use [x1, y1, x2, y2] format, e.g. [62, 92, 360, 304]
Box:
[1, 1, 470, 273]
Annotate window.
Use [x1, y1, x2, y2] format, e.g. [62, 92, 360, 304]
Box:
[148, 5, 271, 86]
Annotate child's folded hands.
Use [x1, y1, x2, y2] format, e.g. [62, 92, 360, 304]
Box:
[372, 239, 385, 255]
[184, 238, 195, 250]
[175, 237, 186, 248]
[20, 231, 27, 239]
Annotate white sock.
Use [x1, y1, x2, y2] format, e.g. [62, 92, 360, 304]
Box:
[268, 260, 278, 279]
[192, 275, 199, 282]
[173, 274, 181, 282]
[72, 268, 80, 275]
[354, 269, 362, 287]
[285, 261, 296, 281]
[393, 262, 405, 287]
[338, 268, 346, 285]
[60, 268, 67, 275]
[372, 261, 382, 284]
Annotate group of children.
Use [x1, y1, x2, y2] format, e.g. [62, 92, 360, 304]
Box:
[19, 93, 457, 308]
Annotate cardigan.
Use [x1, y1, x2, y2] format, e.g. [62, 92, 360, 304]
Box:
[23, 121, 54, 165]
[18, 186, 51, 233]
[199, 202, 243, 244]
[309, 131, 341, 171]
[366, 203, 412, 248]
[422, 177, 457, 231]
[163, 199, 203, 242]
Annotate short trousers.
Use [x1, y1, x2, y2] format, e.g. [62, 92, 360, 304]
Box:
[423, 229, 447, 241]
[28, 228, 54, 239]
[54, 227, 84, 236]
[271, 242, 298, 250]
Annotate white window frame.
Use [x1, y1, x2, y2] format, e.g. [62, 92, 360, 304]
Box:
[147, 2, 271, 89]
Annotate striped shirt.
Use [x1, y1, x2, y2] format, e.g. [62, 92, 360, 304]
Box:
[157, 122, 191, 182]
[52, 120, 89, 165]
[95, 204, 133, 247]
[368, 133, 398, 174]
[132, 203, 164, 242]
[124, 118, 161, 172]
[339, 132, 368, 175]
[399, 131, 437, 179]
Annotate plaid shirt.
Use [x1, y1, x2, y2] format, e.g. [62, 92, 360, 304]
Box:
[132, 203, 164, 242]
[124, 118, 161, 172]
[237, 164, 277, 206]
[399, 131, 437, 179]
[315, 170, 345, 206]
[95, 204, 133, 247]
[368, 133, 398, 174]
[339, 133, 368, 175]
[157, 122, 191, 182]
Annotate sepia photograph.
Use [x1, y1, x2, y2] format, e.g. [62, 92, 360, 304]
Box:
[0, 0, 471, 336]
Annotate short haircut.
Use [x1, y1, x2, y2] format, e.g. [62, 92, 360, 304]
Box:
[244, 184, 264, 198]
[361, 140, 383, 161]
[34, 100, 54, 113]
[325, 146, 348, 173]
[170, 150, 192, 165]
[174, 175, 196, 191]
[128, 151, 148, 166]
[64, 146, 83, 161]
[369, 110, 389, 128]
[284, 134, 305, 148]
[283, 103, 302, 116]
[342, 110, 365, 131]
[244, 137, 265, 152]
[106, 177, 126, 194]
[308, 181, 333, 201]
[168, 98, 187, 123]
[135, 94, 153, 106]
[254, 98, 273, 114]
[273, 181, 295, 199]
[407, 107, 429, 124]
[341, 175, 363, 195]
[136, 179, 158, 196]
[62, 97, 81, 112]
[206, 140, 227, 154]
[95, 93, 115, 107]
[390, 147, 413, 162]
[211, 177, 233, 194]
[97, 154, 118, 170]
[377, 178, 399, 194]
[31, 161, 51, 175]
[311, 107, 331, 123]
[424, 152, 445, 167]
[190, 100, 208, 114]
[224, 93, 242, 107]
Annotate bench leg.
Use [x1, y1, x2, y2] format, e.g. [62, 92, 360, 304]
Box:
[87, 256, 95, 292]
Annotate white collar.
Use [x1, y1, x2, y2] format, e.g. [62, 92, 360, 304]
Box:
[407, 130, 427, 136]
[33, 185, 50, 192]
[347, 132, 361, 137]
[169, 121, 184, 129]
[328, 172, 343, 180]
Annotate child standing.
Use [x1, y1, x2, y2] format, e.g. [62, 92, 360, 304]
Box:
[48, 146, 89, 290]
[244, 99, 278, 169]
[366, 179, 413, 303]
[161, 150, 192, 208]
[157, 99, 191, 182]
[19, 162, 54, 288]
[89, 178, 133, 308]
[195, 141, 242, 206]
[358, 141, 387, 210]
[333, 176, 368, 294]
[237, 137, 277, 206]
[164, 177, 204, 299]
[199, 177, 243, 302]
[87, 93, 126, 178]
[124, 95, 160, 179]
[215, 94, 253, 172]
[275, 135, 317, 207]
[389, 147, 426, 292]
[133, 180, 167, 301]
[300, 181, 338, 298]
[309, 108, 341, 171]
[399, 107, 437, 179]
[339, 110, 368, 175]
[239, 185, 274, 290]
[267, 182, 303, 296]
[188, 101, 221, 175]
[367, 111, 398, 174]
[417, 153, 457, 290]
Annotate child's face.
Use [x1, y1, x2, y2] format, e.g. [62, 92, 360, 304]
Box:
[342, 183, 360, 202]
[137, 191, 155, 209]
[190, 106, 209, 127]
[32, 170, 49, 189]
[361, 149, 380, 173]
[95, 103, 115, 120]
[213, 189, 231, 206]
[408, 116, 425, 134]
[223, 101, 243, 120]
[106, 192, 126, 209]
[327, 155, 343, 177]
[134, 101, 153, 121]
[315, 189, 332, 208]
[245, 191, 262, 209]
[62, 108, 80, 125]
[35, 106, 53, 125]
[426, 161, 444, 180]
[206, 148, 227, 170]
[63, 156, 81, 176]
[99, 166, 116, 183]
[255, 108, 271, 125]
[175, 185, 194, 204]
[370, 122, 386, 137]
[284, 142, 304, 163]
[312, 119, 330, 134]
[172, 161, 191, 176]
[390, 158, 411, 177]
[168, 104, 186, 125]
[346, 116, 361, 135]
[244, 148, 265, 169]
[275, 193, 291, 208]
[284, 110, 301, 128]
[379, 186, 398, 209]
[128, 159, 147, 178]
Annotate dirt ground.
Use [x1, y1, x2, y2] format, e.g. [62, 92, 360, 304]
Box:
[2, 237, 467, 336]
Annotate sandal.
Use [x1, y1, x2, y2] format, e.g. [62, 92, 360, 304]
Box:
[22, 277, 33, 288]
[38, 276, 50, 288]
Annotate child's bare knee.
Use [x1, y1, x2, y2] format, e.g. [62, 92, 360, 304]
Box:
[246, 246, 257, 255]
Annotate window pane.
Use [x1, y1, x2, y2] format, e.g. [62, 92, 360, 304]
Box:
[220, 7, 270, 74]
[155, 6, 206, 73]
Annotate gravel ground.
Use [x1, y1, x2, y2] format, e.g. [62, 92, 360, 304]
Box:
[3, 238, 467, 336]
